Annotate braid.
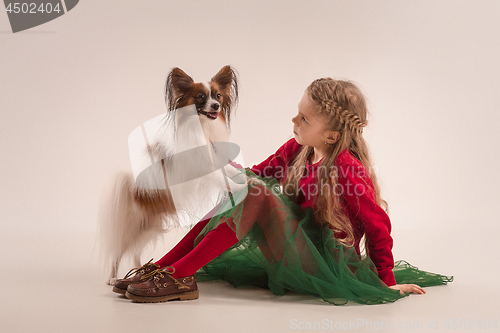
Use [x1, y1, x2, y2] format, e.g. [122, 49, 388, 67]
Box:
[318, 99, 367, 134]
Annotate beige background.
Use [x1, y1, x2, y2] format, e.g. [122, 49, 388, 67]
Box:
[1, 1, 499, 332]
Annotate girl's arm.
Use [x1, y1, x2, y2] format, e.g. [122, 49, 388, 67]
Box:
[336, 153, 396, 286]
[250, 138, 302, 181]
[338, 158, 426, 294]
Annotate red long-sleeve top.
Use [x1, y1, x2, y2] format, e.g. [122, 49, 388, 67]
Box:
[250, 138, 396, 286]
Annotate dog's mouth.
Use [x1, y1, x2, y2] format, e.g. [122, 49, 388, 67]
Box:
[197, 109, 219, 120]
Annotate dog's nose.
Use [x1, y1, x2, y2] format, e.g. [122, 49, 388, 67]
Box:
[211, 103, 219, 111]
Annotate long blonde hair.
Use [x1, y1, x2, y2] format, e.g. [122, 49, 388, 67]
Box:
[283, 78, 388, 248]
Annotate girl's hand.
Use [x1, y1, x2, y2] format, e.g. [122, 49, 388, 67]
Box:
[389, 284, 426, 295]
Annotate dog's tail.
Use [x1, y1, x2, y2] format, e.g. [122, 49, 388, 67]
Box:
[97, 171, 144, 282]
[97, 171, 180, 283]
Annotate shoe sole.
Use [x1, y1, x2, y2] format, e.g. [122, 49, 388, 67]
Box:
[112, 286, 127, 295]
[125, 290, 199, 303]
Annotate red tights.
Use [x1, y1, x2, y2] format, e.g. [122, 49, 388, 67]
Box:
[155, 208, 239, 279]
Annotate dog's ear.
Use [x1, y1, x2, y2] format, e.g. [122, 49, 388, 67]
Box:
[211, 65, 234, 91]
[212, 65, 239, 127]
[165, 68, 194, 111]
[170, 68, 194, 93]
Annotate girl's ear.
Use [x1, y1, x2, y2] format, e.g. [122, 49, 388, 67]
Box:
[325, 131, 340, 145]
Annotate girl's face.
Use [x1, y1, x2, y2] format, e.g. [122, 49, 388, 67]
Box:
[292, 92, 332, 148]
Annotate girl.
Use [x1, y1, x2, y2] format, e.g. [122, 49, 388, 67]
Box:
[112, 78, 452, 305]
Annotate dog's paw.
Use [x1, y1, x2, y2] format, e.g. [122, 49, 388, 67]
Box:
[106, 278, 117, 286]
[246, 177, 266, 186]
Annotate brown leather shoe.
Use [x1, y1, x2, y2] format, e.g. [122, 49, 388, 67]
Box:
[125, 267, 199, 303]
[112, 259, 160, 295]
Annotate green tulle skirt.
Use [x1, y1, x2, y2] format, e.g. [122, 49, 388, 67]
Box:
[194, 171, 453, 305]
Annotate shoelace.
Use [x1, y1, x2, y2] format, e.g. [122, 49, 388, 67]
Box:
[123, 259, 160, 279]
[140, 267, 190, 290]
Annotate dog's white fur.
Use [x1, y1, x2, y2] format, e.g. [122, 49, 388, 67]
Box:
[98, 100, 247, 285]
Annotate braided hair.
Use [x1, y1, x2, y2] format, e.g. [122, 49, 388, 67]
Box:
[283, 78, 387, 250]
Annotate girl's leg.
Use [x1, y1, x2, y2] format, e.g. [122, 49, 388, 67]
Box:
[155, 204, 221, 268]
[154, 217, 211, 268]
[169, 185, 310, 278]
[169, 219, 239, 278]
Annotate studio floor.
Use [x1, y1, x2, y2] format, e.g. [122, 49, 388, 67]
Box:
[1, 228, 497, 333]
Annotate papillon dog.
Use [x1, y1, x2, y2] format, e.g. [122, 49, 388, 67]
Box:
[98, 65, 248, 285]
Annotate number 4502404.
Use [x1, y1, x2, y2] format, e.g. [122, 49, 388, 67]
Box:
[5, 2, 62, 14]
